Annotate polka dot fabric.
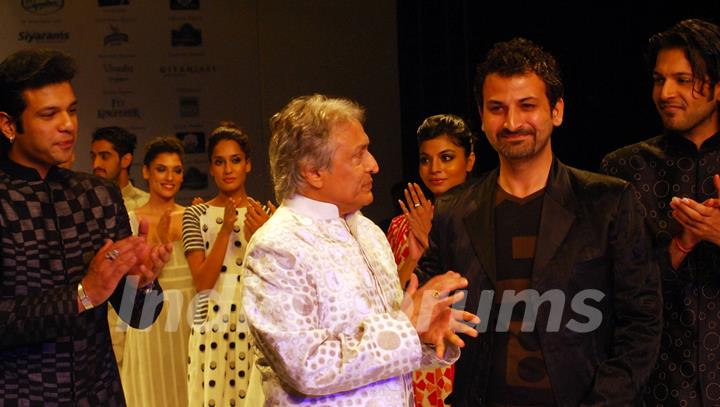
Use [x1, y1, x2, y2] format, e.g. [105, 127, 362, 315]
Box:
[184, 204, 256, 406]
[602, 132, 720, 406]
[242, 196, 459, 406]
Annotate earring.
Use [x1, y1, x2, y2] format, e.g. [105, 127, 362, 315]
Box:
[8, 135, 14, 144]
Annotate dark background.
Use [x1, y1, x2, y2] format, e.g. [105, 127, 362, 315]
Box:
[396, 0, 720, 183]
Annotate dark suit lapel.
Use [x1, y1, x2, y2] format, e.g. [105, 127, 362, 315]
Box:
[463, 168, 498, 287]
[532, 159, 577, 279]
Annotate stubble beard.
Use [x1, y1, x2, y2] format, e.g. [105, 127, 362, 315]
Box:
[494, 134, 539, 160]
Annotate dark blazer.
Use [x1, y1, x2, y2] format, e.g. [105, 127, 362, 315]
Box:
[418, 158, 662, 407]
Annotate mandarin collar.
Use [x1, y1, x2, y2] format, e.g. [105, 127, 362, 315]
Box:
[0, 158, 66, 182]
[666, 130, 720, 154]
[284, 194, 342, 220]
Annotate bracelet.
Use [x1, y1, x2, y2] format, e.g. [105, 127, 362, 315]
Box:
[674, 238, 693, 254]
[77, 282, 94, 311]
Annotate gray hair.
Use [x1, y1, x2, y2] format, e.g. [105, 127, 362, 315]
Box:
[268, 94, 365, 203]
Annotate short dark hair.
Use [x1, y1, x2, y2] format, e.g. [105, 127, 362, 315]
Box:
[648, 18, 720, 96]
[474, 37, 564, 109]
[0, 49, 76, 153]
[417, 114, 475, 157]
[143, 136, 185, 167]
[207, 121, 251, 161]
[91, 126, 138, 158]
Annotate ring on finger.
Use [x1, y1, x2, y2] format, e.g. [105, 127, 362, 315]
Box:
[105, 248, 120, 261]
[432, 289, 440, 298]
[414, 202, 421, 208]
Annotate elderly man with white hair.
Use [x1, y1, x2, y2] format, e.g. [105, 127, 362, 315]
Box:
[242, 94, 477, 406]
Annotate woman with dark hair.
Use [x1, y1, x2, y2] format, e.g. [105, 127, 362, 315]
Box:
[182, 122, 270, 406]
[120, 136, 195, 407]
[386, 113, 476, 407]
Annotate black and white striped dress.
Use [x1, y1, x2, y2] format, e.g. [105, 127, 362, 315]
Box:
[182, 203, 254, 406]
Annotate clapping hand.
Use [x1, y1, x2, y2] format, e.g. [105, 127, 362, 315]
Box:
[398, 183, 434, 261]
[244, 198, 276, 241]
[670, 174, 720, 248]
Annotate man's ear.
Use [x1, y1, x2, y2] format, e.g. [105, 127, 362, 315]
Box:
[300, 163, 324, 189]
[551, 98, 564, 127]
[0, 112, 17, 143]
[120, 153, 133, 170]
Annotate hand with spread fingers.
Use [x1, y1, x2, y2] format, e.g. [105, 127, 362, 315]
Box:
[398, 183, 434, 261]
[124, 218, 174, 288]
[401, 271, 479, 358]
[80, 235, 146, 308]
[243, 197, 275, 241]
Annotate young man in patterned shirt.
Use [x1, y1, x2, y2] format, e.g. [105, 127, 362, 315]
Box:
[602, 19, 720, 406]
[0, 48, 172, 405]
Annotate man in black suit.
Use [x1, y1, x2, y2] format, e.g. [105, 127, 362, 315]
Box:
[418, 38, 662, 406]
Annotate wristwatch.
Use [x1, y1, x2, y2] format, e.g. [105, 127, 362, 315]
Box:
[77, 282, 94, 311]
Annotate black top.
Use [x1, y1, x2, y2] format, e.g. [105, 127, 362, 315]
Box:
[488, 187, 555, 406]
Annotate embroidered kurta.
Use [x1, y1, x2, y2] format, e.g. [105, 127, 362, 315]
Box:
[243, 195, 458, 406]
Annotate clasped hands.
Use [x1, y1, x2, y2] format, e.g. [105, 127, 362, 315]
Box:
[670, 174, 720, 250]
[81, 218, 173, 307]
[402, 271, 480, 358]
[398, 182, 434, 261]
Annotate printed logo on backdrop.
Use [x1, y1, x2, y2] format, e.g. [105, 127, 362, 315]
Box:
[18, 31, 69, 43]
[104, 25, 129, 46]
[159, 64, 216, 78]
[22, 0, 64, 14]
[176, 131, 205, 154]
[104, 63, 134, 83]
[179, 96, 199, 117]
[182, 166, 208, 190]
[171, 23, 201, 47]
[170, 0, 199, 10]
[99, 0, 129, 6]
[97, 97, 141, 119]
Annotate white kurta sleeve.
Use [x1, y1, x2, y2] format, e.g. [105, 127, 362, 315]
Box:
[242, 241, 424, 397]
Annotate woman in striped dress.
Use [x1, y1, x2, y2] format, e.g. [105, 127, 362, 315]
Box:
[183, 122, 272, 406]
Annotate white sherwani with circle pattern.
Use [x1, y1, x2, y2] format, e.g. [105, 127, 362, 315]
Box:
[242, 195, 458, 406]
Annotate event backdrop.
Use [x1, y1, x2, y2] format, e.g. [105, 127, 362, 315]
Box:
[0, 0, 402, 223]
